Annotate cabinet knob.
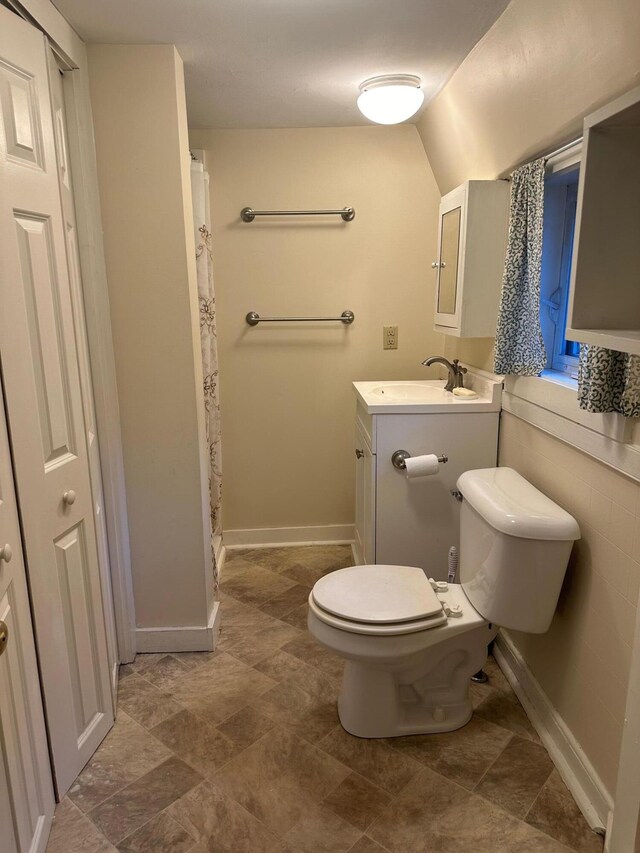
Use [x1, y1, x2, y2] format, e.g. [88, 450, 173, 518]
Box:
[431, 261, 439, 269]
[355, 449, 365, 459]
[63, 489, 77, 506]
[0, 544, 12, 563]
[0, 620, 8, 657]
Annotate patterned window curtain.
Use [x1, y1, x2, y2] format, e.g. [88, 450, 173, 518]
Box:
[494, 159, 547, 376]
[190, 156, 222, 594]
[578, 345, 640, 417]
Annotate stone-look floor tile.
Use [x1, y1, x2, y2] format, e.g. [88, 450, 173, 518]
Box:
[167, 781, 280, 852]
[470, 680, 496, 710]
[508, 822, 579, 852]
[216, 704, 276, 750]
[484, 655, 513, 693]
[216, 726, 350, 834]
[280, 602, 310, 631]
[167, 651, 275, 724]
[126, 654, 167, 674]
[222, 563, 296, 606]
[47, 797, 118, 853]
[367, 766, 471, 853]
[258, 583, 311, 619]
[68, 712, 172, 812]
[224, 619, 303, 667]
[322, 772, 392, 832]
[319, 727, 421, 796]
[116, 811, 195, 853]
[134, 655, 190, 692]
[385, 716, 513, 790]
[281, 634, 344, 682]
[282, 561, 334, 587]
[117, 673, 182, 730]
[368, 769, 555, 853]
[281, 803, 361, 853]
[347, 838, 391, 853]
[238, 547, 296, 571]
[475, 689, 540, 742]
[254, 668, 339, 743]
[151, 709, 240, 778]
[253, 648, 319, 683]
[170, 650, 220, 671]
[475, 736, 554, 819]
[136, 654, 192, 691]
[88, 757, 202, 845]
[526, 770, 604, 852]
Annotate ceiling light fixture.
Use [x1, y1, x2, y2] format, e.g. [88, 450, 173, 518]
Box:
[357, 74, 424, 125]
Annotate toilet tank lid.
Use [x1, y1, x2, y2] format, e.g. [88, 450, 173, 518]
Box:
[457, 467, 580, 541]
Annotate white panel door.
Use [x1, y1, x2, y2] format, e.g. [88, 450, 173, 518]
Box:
[47, 49, 119, 705]
[0, 372, 55, 853]
[0, 5, 114, 796]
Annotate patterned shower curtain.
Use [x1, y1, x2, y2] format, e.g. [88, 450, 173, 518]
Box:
[191, 156, 222, 593]
[494, 159, 547, 376]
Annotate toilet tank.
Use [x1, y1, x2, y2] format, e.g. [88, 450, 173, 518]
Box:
[457, 468, 580, 634]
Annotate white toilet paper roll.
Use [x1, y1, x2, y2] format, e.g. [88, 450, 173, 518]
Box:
[404, 454, 440, 479]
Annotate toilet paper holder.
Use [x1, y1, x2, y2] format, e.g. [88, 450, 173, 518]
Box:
[391, 450, 448, 471]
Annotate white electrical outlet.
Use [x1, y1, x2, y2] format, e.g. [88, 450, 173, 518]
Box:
[383, 325, 398, 350]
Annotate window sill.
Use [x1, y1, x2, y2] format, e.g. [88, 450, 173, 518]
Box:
[502, 371, 640, 483]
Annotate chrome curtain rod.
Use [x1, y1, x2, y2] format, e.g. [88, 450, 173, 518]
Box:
[543, 137, 582, 162]
[246, 310, 355, 326]
[241, 206, 355, 222]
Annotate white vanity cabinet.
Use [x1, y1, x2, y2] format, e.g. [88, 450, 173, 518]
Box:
[353, 377, 501, 579]
[433, 180, 510, 338]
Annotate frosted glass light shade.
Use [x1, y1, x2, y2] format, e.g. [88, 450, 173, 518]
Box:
[357, 75, 424, 125]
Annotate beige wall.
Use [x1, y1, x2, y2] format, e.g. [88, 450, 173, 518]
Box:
[416, 0, 640, 797]
[89, 45, 213, 630]
[417, 0, 640, 196]
[500, 414, 640, 795]
[189, 126, 443, 535]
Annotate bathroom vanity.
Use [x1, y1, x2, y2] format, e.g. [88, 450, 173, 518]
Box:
[353, 370, 501, 579]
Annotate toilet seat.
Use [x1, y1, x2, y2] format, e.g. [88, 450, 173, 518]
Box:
[310, 565, 448, 636]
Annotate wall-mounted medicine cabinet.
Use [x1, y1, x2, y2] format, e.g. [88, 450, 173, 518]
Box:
[566, 85, 640, 354]
[433, 180, 509, 338]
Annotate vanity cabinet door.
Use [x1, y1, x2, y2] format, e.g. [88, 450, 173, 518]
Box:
[354, 421, 375, 566]
[434, 185, 465, 330]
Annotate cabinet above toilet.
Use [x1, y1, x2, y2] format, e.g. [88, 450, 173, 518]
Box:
[432, 180, 510, 339]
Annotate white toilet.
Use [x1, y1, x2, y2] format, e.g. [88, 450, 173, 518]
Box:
[307, 467, 580, 738]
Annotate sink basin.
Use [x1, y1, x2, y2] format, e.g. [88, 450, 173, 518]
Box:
[370, 383, 451, 402]
[353, 375, 502, 414]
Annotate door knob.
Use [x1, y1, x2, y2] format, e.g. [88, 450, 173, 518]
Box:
[355, 449, 365, 459]
[63, 490, 77, 506]
[0, 621, 8, 657]
[0, 544, 12, 563]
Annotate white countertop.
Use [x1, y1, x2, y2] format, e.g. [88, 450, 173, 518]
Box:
[353, 371, 502, 415]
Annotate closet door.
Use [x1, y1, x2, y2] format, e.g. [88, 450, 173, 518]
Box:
[0, 5, 114, 796]
[0, 372, 55, 852]
[47, 49, 119, 706]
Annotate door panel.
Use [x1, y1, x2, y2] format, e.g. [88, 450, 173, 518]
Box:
[48, 50, 119, 704]
[0, 371, 54, 853]
[0, 5, 114, 797]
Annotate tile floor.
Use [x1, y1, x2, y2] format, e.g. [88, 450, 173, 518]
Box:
[47, 545, 604, 853]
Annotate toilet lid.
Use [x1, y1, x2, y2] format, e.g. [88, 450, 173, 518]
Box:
[312, 565, 443, 624]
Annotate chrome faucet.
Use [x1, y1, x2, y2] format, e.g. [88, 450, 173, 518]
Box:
[421, 356, 467, 392]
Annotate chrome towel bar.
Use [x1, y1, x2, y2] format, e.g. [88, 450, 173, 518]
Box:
[246, 311, 355, 326]
[241, 206, 355, 222]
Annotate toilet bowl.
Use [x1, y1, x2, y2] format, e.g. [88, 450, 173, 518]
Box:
[307, 467, 580, 738]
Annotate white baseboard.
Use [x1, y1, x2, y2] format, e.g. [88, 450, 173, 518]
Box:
[135, 600, 222, 653]
[494, 631, 613, 831]
[223, 524, 355, 548]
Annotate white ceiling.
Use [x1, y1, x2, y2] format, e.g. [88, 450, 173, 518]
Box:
[52, 0, 510, 129]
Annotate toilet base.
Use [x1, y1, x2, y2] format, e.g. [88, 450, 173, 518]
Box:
[335, 626, 493, 738]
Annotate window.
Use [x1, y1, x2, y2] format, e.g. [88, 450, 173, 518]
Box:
[540, 161, 581, 378]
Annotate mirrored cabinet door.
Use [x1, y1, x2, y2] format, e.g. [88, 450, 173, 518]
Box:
[434, 184, 465, 329]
